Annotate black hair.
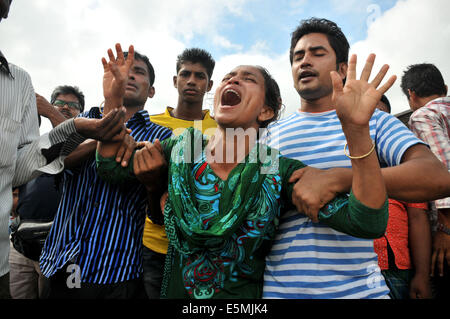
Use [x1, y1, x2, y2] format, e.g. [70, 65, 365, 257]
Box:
[254, 66, 283, 129]
[289, 17, 350, 67]
[50, 85, 85, 112]
[380, 95, 391, 113]
[124, 50, 155, 86]
[400, 63, 447, 99]
[176, 48, 215, 80]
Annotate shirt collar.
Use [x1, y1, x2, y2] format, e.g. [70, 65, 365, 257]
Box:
[128, 109, 152, 130]
[166, 106, 212, 120]
[0, 50, 13, 78]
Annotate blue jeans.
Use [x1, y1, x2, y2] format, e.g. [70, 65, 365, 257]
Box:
[142, 246, 166, 299]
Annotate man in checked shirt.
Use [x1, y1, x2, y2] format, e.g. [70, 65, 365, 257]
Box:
[401, 63, 450, 299]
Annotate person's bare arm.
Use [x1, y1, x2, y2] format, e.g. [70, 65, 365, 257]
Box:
[134, 140, 168, 220]
[407, 205, 432, 299]
[36, 93, 67, 128]
[431, 208, 450, 278]
[332, 53, 393, 209]
[97, 43, 134, 159]
[289, 125, 450, 222]
[383, 144, 450, 202]
[64, 138, 97, 169]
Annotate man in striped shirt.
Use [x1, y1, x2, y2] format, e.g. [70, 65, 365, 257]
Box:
[0, 0, 127, 299]
[263, 18, 450, 299]
[39, 49, 172, 298]
[401, 63, 450, 299]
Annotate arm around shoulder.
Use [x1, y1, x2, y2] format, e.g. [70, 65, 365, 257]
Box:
[383, 143, 450, 202]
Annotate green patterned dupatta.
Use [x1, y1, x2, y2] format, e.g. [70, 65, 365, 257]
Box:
[161, 127, 279, 297]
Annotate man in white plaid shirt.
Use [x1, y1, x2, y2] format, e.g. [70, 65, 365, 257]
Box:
[401, 63, 449, 299]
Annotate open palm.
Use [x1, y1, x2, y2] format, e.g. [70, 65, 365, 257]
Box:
[332, 54, 397, 128]
[102, 43, 135, 109]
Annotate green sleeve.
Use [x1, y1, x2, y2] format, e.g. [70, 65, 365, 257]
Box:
[96, 151, 137, 185]
[279, 156, 388, 239]
[319, 192, 388, 239]
[161, 135, 178, 162]
[95, 136, 178, 185]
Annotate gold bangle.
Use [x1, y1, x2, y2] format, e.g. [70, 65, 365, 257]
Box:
[344, 140, 376, 159]
[99, 101, 105, 116]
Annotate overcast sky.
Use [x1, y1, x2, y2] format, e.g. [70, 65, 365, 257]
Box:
[1, 0, 448, 134]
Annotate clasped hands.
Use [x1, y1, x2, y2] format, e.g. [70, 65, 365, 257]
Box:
[100, 43, 167, 191]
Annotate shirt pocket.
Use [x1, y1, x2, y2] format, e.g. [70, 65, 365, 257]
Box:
[0, 115, 20, 168]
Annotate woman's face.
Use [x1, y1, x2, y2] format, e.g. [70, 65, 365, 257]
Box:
[213, 65, 274, 131]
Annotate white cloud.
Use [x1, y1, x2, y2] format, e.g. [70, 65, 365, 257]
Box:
[0, 0, 253, 133]
[351, 0, 450, 115]
[249, 40, 271, 54]
[1, 0, 448, 135]
[213, 35, 243, 51]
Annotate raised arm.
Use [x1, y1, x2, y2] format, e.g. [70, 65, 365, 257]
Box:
[97, 43, 135, 159]
[299, 54, 395, 238]
[331, 53, 395, 209]
[35, 93, 67, 128]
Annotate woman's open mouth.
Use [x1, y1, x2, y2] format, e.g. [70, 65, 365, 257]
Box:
[220, 88, 241, 108]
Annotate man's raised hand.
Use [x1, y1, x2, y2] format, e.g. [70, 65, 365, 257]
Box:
[331, 53, 396, 129]
[102, 43, 135, 113]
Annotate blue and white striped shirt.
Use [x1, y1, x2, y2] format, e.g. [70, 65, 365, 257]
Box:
[263, 109, 424, 299]
[40, 107, 172, 284]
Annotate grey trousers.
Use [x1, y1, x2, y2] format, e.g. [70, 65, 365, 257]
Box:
[9, 242, 50, 299]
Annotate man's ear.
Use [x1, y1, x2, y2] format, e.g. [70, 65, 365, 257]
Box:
[338, 62, 348, 79]
[258, 105, 275, 123]
[207, 80, 213, 92]
[148, 86, 155, 99]
[408, 89, 420, 110]
[173, 76, 178, 88]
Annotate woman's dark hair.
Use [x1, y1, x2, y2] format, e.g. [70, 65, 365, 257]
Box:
[289, 17, 350, 68]
[254, 66, 283, 129]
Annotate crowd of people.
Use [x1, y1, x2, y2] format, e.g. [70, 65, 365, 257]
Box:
[1, 0, 449, 300]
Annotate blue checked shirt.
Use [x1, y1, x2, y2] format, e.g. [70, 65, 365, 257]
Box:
[40, 107, 172, 284]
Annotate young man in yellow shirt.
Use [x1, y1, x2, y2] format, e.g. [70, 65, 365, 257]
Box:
[142, 48, 217, 298]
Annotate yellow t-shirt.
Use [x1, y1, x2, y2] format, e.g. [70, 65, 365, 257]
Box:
[143, 107, 217, 254]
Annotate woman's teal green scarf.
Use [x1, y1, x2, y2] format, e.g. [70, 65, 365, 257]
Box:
[161, 128, 278, 297]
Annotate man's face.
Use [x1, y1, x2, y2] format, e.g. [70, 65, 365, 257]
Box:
[174, 62, 212, 104]
[0, 0, 12, 21]
[291, 32, 346, 101]
[123, 59, 154, 108]
[53, 93, 82, 119]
